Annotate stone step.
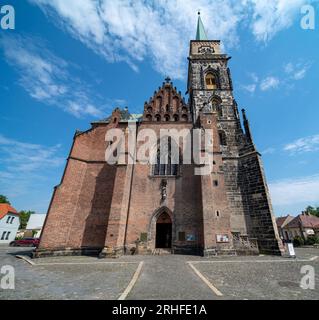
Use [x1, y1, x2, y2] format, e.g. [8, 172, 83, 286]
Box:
[152, 248, 172, 255]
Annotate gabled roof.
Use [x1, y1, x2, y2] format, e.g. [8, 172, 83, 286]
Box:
[0, 203, 19, 220]
[285, 213, 319, 229]
[276, 215, 294, 228]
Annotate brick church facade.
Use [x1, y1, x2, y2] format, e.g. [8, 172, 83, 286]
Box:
[35, 15, 283, 258]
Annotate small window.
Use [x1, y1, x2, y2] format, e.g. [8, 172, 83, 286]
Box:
[5, 232, 11, 240]
[146, 114, 152, 121]
[155, 114, 161, 122]
[182, 107, 188, 113]
[178, 232, 186, 241]
[211, 98, 223, 117]
[147, 106, 152, 113]
[164, 115, 170, 122]
[1, 232, 6, 240]
[140, 233, 148, 242]
[216, 210, 220, 217]
[10, 217, 14, 224]
[6, 216, 10, 223]
[206, 73, 217, 90]
[173, 115, 179, 122]
[218, 131, 227, 146]
[213, 180, 218, 187]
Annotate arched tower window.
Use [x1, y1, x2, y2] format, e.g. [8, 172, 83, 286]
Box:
[153, 137, 178, 176]
[206, 73, 217, 90]
[211, 97, 223, 117]
[155, 114, 161, 122]
[181, 114, 188, 122]
[218, 130, 227, 146]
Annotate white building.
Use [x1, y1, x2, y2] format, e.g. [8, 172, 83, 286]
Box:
[25, 214, 46, 238]
[0, 204, 20, 244]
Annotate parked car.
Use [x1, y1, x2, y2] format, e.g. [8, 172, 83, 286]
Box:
[9, 238, 40, 247]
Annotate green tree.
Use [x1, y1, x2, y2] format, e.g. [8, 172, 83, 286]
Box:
[19, 211, 35, 229]
[0, 195, 10, 204]
[305, 206, 319, 217]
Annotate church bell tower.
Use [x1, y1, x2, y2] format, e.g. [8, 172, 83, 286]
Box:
[187, 12, 234, 124]
[188, 13, 284, 255]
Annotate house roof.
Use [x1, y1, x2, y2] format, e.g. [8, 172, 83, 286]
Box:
[0, 203, 19, 220]
[26, 214, 46, 230]
[285, 213, 319, 229]
[276, 215, 294, 228]
[92, 108, 143, 124]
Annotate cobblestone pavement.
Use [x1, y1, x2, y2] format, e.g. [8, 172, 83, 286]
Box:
[0, 245, 318, 300]
[0, 246, 139, 300]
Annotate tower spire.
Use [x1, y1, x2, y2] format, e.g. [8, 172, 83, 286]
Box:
[196, 11, 208, 40]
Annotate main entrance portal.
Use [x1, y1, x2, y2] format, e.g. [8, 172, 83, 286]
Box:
[155, 212, 172, 248]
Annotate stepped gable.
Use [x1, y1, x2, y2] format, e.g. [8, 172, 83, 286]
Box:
[142, 77, 191, 123]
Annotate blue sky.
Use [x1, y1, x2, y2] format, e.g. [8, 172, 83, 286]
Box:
[0, 0, 319, 216]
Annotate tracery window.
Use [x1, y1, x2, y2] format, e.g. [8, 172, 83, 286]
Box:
[153, 137, 178, 176]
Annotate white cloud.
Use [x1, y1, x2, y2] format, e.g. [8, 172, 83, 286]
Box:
[0, 134, 65, 208]
[241, 83, 257, 94]
[0, 34, 107, 118]
[249, 0, 308, 42]
[242, 60, 312, 94]
[269, 174, 319, 206]
[284, 61, 311, 80]
[262, 147, 276, 155]
[0, 134, 64, 173]
[260, 76, 280, 91]
[28, 0, 313, 79]
[284, 134, 319, 154]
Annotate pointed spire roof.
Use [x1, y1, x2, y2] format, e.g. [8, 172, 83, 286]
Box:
[196, 12, 208, 40]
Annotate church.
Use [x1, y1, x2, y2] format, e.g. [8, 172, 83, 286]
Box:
[35, 14, 283, 258]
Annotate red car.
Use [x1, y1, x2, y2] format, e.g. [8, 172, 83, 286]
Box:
[10, 238, 40, 247]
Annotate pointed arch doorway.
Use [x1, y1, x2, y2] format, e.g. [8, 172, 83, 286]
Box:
[155, 212, 172, 249]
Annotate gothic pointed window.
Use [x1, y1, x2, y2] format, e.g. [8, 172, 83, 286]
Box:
[211, 97, 223, 117]
[153, 137, 178, 176]
[206, 73, 217, 90]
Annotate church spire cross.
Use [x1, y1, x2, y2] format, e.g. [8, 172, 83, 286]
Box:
[196, 11, 208, 40]
[165, 76, 171, 83]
